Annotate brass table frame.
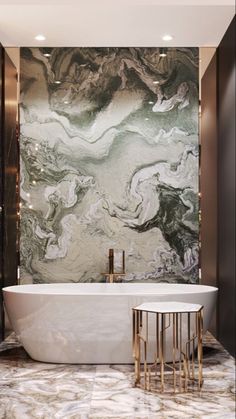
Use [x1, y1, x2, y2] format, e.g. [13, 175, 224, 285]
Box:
[132, 305, 203, 393]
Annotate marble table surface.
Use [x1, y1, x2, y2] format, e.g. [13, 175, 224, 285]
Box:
[134, 301, 202, 313]
[0, 332, 235, 419]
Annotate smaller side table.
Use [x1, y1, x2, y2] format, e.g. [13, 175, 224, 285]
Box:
[132, 301, 203, 393]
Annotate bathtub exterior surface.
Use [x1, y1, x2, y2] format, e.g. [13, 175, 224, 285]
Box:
[3, 283, 218, 364]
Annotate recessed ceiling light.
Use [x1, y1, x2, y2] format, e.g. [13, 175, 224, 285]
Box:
[162, 34, 173, 41]
[153, 81, 159, 85]
[35, 34, 46, 41]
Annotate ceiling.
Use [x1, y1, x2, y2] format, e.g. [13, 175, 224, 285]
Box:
[0, 0, 235, 47]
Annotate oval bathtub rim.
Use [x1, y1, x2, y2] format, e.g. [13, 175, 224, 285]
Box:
[2, 283, 219, 296]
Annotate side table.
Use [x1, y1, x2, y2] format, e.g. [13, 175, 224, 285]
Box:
[132, 301, 203, 392]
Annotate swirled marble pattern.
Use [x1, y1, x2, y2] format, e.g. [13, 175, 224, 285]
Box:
[20, 47, 199, 284]
[0, 333, 235, 418]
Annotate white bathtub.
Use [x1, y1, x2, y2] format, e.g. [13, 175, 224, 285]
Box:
[3, 283, 217, 364]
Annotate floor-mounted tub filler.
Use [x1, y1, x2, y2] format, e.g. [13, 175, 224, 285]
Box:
[3, 283, 217, 364]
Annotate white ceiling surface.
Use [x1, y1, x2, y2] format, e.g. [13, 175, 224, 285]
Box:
[0, 1, 235, 4]
[0, 1, 235, 47]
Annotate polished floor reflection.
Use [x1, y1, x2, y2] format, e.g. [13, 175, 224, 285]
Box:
[0, 333, 235, 418]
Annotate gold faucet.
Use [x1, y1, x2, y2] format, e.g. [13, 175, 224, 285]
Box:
[102, 249, 126, 282]
[105, 272, 126, 283]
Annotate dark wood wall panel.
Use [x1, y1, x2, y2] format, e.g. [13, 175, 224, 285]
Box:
[0, 44, 4, 341]
[3, 52, 18, 289]
[201, 53, 217, 336]
[0, 49, 18, 342]
[217, 16, 236, 357]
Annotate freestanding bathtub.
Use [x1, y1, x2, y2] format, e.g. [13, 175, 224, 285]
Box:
[3, 283, 217, 364]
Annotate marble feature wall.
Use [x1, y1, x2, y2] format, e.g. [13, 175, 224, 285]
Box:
[20, 47, 199, 284]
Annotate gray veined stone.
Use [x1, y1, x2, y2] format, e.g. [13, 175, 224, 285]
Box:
[20, 47, 199, 284]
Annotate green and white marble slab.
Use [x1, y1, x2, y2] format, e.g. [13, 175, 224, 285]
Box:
[20, 47, 199, 284]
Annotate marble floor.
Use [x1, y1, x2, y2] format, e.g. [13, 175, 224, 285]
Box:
[0, 333, 235, 419]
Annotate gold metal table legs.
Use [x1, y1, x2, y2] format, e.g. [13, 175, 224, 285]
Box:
[132, 306, 203, 393]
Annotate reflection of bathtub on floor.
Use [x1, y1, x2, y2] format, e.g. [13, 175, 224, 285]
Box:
[3, 283, 217, 364]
